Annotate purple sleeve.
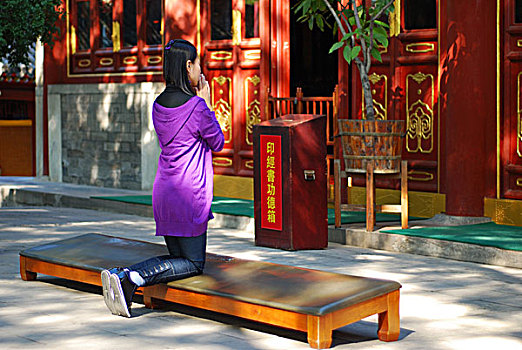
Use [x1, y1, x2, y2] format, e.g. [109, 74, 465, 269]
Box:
[197, 100, 225, 152]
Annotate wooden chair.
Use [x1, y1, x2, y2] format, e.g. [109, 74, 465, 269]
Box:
[265, 86, 339, 202]
[333, 116, 408, 232]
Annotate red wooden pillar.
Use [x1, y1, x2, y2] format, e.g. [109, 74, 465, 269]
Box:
[439, 0, 497, 216]
[259, 0, 270, 120]
[270, 0, 290, 97]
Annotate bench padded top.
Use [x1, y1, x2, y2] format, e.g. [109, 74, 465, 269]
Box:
[20, 233, 401, 316]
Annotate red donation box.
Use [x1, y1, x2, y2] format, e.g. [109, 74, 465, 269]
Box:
[253, 114, 327, 250]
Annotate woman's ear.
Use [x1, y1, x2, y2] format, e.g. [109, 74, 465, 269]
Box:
[186, 60, 191, 73]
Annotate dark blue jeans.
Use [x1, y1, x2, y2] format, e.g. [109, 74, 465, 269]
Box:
[128, 232, 207, 286]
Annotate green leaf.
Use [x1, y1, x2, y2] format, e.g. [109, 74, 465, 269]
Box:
[350, 46, 361, 61]
[343, 45, 352, 63]
[371, 47, 383, 62]
[358, 7, 364, 20]
[373, 31, 388, 47]
[317, 14, 324, 31]
[293, 1, 306, 14]
[303, 0, 312, 13]
[374, 26, 388, 38]
[354, 28, 362, 40]
[341, 32, 356, 42]
[375, 20, 390, 29]
[329, 41, 345, 54]
[373, 23, 389, 46]
[308, 17, 314, 30]
[0, 0, 63, 66]
[332, 22, 339, 36]
[297, 14, 309, 22]
[354, 28, 369, 41]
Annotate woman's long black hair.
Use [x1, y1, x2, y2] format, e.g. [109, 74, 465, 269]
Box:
[163, 39, 198, 95]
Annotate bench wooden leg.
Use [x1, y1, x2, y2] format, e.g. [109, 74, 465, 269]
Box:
[307, 314, 332, 349]
[142, 287, 162, 309]
[142, 295, 154, 309]
[377, 290, 400, 342]
[20, 256, 37, 281]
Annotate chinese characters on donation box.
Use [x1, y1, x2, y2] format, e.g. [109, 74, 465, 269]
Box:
[260, 135, 282, 230]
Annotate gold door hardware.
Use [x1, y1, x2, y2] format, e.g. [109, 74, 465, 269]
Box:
[71, 25, 77, 55]
[211, 51, 233, 60]
[123, 56, 138, 65]
[112, 21, 121, 52]
[232, 9, 241, 45]
[100, 57, 114, 66]
[407, 170, 434, 182]
[389, 0, 400, 37]
[78, 59, 91, 67]
[213, 157, 233, 167]
[244, 50, 261, 60]
[406, 43, 435, 53]
[148, 56, 162, 64]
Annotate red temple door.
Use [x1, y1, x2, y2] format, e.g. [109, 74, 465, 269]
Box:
[351, 0, 439, 192]
[501, 1, 522, 200]
[0, 81, 35, 176]
[201, 0, 261, 177]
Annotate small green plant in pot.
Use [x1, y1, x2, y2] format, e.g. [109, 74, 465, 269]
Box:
[294, 0, 404, 173]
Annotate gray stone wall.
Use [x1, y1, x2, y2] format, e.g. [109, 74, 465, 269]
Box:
[48, 83, 163, 190]
[61, 93, 142, 189]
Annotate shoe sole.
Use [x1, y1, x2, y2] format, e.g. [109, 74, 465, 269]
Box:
[110, 273, 131, 318]
[101, 270, 117, 315]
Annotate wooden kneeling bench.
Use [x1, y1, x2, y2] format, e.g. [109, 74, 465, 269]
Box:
[20, 233, 401, 349]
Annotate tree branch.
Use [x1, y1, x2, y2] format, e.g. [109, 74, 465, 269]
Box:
[370, 0, 396, 22]
[338, 2, 356, 47]
[350, 0, 367, 63]
[322, 0, 347, 37]
[367, 20, 374, 72]
[353, 56, 364, 68]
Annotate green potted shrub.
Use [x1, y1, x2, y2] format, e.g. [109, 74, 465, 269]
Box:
[294, 0, 404, 173]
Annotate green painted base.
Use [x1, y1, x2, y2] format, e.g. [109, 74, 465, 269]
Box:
[383, 222, 522, 251]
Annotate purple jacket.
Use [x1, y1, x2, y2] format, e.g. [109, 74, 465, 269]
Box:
[152, 96, 224, 237]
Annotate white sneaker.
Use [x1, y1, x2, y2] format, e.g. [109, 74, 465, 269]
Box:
[101, 270, 118, 315]
[110, 273, 131, 318]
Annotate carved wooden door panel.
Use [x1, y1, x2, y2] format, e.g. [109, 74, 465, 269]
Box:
[501, 0, 522, 199]
[202, 0, 261, 176]
[351, 0, 439, 192]
[395, 0, 438, 192]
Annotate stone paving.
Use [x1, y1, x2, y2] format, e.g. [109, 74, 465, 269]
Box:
[2, 176, 521, 268]
[1, 206, 521, 349]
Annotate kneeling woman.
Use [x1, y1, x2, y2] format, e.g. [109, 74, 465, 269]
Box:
[101, 39, 224, 317]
